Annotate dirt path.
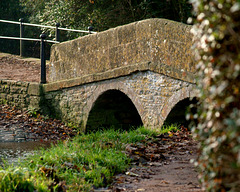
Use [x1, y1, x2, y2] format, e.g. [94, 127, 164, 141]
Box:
[110, 132, 202, 192]
[0, 53, 203, 192]
[0, 52, 49, 83]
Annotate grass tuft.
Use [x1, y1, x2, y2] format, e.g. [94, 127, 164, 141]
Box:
[160, 123, 180, 134]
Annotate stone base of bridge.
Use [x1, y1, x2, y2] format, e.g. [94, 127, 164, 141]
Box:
[0, 71, 197, 131]
[42, 70, 197, 131]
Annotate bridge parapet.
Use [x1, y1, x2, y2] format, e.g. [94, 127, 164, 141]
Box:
[50, 18, 194, 83]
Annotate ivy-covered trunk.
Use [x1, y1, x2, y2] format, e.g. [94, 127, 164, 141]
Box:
[191, 0, 240, 191]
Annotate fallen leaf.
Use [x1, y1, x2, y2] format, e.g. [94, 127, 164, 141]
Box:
[125, 171, 139, 177]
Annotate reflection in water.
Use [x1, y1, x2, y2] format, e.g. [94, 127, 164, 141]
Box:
[0, 141, 51, 165]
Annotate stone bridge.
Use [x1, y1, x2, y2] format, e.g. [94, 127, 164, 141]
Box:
[0, 18, 197, 131]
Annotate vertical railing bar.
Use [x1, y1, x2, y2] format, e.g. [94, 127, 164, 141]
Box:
[88, 26, 94, 34]
[40, 33, 47, 84]
[56, 23, 60, 42]
[19, 18, 24, 57]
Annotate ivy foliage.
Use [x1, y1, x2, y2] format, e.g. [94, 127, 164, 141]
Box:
[191, 0, 240, 191]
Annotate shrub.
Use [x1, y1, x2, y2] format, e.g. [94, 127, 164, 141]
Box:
[191, 0, 240, 191]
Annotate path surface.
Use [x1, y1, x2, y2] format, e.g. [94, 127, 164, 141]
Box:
[0, 52, 49, 83]
[110, 131, 202, 192]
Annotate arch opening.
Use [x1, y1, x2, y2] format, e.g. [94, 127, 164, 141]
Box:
[164, 97, 198, 128]
[86, 90, 143, 132]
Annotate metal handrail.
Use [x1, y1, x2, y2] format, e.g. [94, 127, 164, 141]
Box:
[0, 36, 59, 44]
[0, 18, 96, 56]
[58, 27, 95, 34]
[22, 22, 56, 29]
[0, 19, 20, 25]
[0, 18, 97, 83]
[0, 19, 97, 33]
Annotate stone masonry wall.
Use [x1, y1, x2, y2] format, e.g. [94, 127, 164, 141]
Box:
[0, 72, 196, 131]
[50, 18, 194, 83]
[0, 80, 42, 111]
[43, 71, 195, 131]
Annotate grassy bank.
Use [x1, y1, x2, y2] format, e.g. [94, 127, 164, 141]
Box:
[0, 125, 179, 192]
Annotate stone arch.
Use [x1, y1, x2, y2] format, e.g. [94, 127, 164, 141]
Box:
[85, 89, 143, 131]
[160, 85, 198, 128]
[83, 81, 144, 131]
[164, 97, 198, 127]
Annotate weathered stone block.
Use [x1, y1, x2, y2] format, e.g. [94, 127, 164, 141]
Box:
[136, 19, 153, 41]
[96, 30, 110, 49]
[117, 23, 136, 45]
[123, 42, 138, 65]
[109, 46, 123, 68]
[28, 83, 41, 96]
[136, 40, 152, 63]
[151, 38, 166, 64]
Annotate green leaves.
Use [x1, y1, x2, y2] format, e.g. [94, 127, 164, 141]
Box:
[0, 168, 35, 192]
[20, 0, 193, 34]
[191, 0, 240, 191]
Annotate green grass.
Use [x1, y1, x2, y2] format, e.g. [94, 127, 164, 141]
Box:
[161, 123, 181, 134]
[0, 125, 180, 192]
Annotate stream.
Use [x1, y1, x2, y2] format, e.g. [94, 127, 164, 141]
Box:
[0, 141, 51, 165]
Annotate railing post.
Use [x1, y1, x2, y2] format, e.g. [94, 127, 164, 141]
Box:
[40, 33, 47, 84]
[56, 23, 60, 42]
[19, 18, 24, 57]
[88, 26, 94, 34]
